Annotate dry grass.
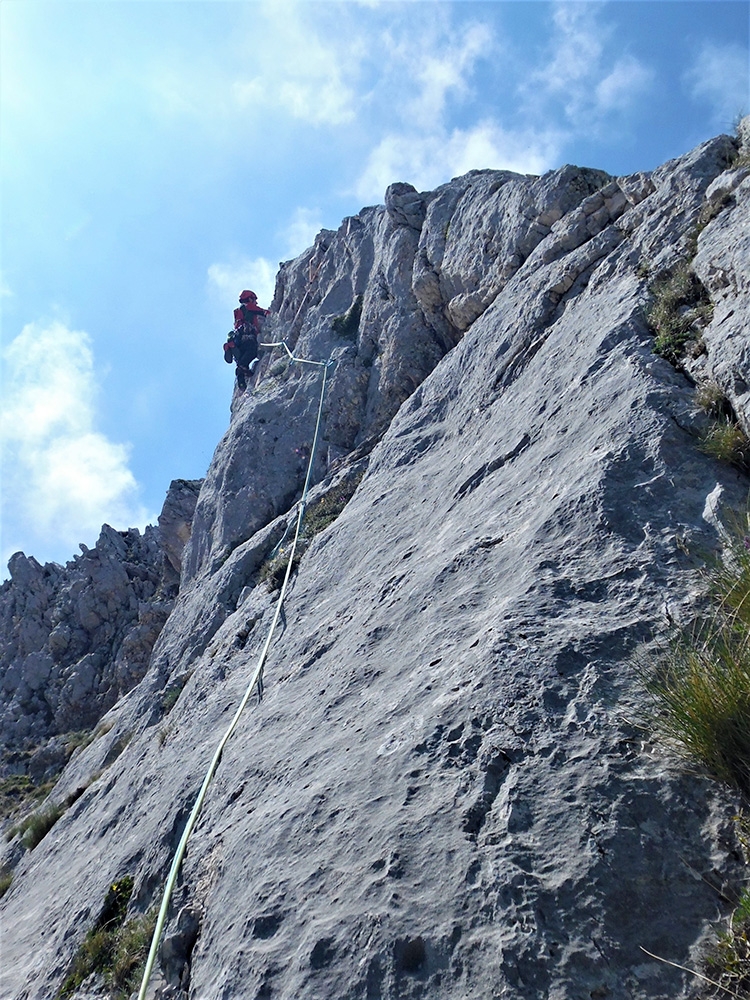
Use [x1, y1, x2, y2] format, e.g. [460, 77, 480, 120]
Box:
[648, 261, 712, 366]
[57, 876, 155, 999]
[644, 509, 750, 994]
[646, 510, 750, 797]
[701, 420, 750, 475]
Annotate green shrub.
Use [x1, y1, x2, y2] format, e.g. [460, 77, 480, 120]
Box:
[57, 876, 154, 1000]
[648, 261, 712, 366]
[332, 295, 363, 340]
[645, 508, 750, 797]
[701, 419, 750, 474]
[0, 867, 12, 898]
[10, 802, 66, 850]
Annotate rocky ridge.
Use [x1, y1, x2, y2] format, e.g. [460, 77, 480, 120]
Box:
[1, 126, 749, 1000]
[0, 479, 201, 781]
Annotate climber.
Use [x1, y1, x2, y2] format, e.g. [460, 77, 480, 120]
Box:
[223, 290, 269, 391]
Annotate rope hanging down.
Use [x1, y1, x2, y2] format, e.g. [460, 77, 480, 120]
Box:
[138, 346, 333, 1000]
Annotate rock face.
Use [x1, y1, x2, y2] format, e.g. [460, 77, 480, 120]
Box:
[1, 126, 749, 1000]
[0, 480, 201, 780]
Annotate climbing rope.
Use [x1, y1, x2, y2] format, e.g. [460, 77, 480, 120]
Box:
[138, 346, 333, 1000]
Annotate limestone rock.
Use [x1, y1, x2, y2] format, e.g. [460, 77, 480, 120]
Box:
[158, 478, 202, 591]
[2, 127, 750, 1000]
[0, 481, 200, 780]
[385, 181, 428, 230]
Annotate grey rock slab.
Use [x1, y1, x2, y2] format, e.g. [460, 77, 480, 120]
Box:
[2, 129, 749, 1000]
[694, 173, 750, 430]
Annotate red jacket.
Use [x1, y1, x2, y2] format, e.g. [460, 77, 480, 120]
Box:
[234, 302, 268, 334]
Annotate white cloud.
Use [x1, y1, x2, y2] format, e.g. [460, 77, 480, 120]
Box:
[282, 207, 324, 258]
[0, 321, 150, 560]
[207, 212, 324, 310]
[534, 3, 603, 101]
[524, 2, 653, 129]
[355, 123, 561, 202]
[402, 21, 494, 128]
[207, 257, 277, 310]
[596, 55, 654, 113]
[232, 1, 363, 126]
[685, 41, 749, 125]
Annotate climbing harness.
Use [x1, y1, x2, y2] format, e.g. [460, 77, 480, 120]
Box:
[138, 344, 333, 1000]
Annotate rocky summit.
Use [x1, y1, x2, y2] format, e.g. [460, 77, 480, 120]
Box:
[1, 124, 750, 1000]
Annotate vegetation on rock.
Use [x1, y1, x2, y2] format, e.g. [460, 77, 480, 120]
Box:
[648, 260, 712, 366]
[58, 875, 156, 1000]
[700, 419, 750, 475]
[0, 774, 54, 821]
[259, 470, 365, 590]
[0, 866, 13, 898]
[645, 508, 750, 993]
[331, 295, 363, 340]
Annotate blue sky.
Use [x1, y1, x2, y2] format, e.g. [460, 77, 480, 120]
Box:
[1, 0, 748, 574]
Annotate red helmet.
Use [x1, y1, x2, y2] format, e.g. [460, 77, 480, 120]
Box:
[239, 290, 257, 303]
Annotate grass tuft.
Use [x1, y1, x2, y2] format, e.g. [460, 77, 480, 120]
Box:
[648, 261, 712, 367]
[108, 908, 158, 996]
[697, 382, 735, 420]
[643, 507, 750, 991]
[700, 815, 750, 998]
[57, 876, 155, 1000]
[258, 549, 301, 591]
[302, 474, 365, 537]
[701, 419, 750, 475]
[0, 775, 54, 821]
[9, 802, 66, 850]
[257, 470, 365, 591]
[0, 867, 13, 899]
[332, 296, 363, 340]
[645, 508, 750, 798]
[647, 629, 750, 798]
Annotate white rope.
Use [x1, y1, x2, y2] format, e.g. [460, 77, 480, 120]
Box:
[138, 352, 332, 1000]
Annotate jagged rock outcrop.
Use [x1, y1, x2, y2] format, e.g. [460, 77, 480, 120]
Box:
[185, 162, 626, 582]
[1, 126, 749, 1000]
[0, 480, 201, 780]
[158, 479, 203, 592]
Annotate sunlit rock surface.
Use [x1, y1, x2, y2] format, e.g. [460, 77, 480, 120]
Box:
[1, 125, 749, 1000]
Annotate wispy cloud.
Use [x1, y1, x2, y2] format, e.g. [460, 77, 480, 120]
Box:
[282, 207, 324, 257]
[232, 1, 363, 126]
[523, 2, 653, 130]
[685, 41, 749, 126]
[1, 321, 150, 562]
[387, 20, 494, 129]
[207, 257, 277, 309]
[596, 54, 654, 114]
[355, 123, 561, 202]
[207, 207, 325, 309]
